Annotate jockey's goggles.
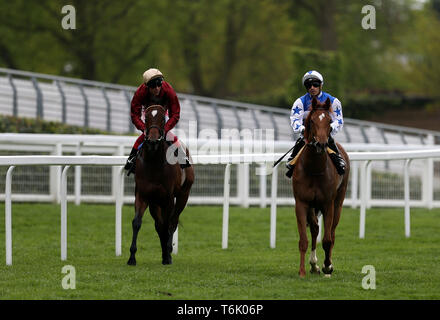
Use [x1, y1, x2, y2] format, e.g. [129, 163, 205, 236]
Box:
[147, 77, 163, 88]
[304, 80, 321, 89]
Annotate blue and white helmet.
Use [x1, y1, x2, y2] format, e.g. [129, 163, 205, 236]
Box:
[302, 70, 324, 85]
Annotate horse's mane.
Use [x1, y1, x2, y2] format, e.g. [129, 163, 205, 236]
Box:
[303, 98, 332, 143]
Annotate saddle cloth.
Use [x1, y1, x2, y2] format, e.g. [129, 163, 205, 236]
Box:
[288, 146, 335, 166]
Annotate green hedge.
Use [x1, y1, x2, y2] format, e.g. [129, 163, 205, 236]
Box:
[0, 115, 110, 134]
[342, 94, 434, 119]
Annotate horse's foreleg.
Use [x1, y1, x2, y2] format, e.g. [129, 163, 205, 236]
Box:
[295, 201, 309, 278]
[127, 195, 148, 266]
[156, 221, 172, 265]
[322, 203, 335, 277]
[332, 183, 346, 251]
[309, 209, 320, 274]
[156, 201, 175, 265]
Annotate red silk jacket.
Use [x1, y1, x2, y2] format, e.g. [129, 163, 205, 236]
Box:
[130, 81, 180, 133]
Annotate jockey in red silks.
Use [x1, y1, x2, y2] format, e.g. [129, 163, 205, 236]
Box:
[124, 68, 190, 175]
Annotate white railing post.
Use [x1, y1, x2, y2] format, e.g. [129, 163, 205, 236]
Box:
[172, 227, 178, 255]
[259, 164, 267, 208]
[351, 161, 359, 208]
[366, 161, 373, 209]
[404, 159, 412, 238]
[5, 166, 15, 266]
[359, 160, 370, 239]
[222, 163, 232, 249]
[270, 165, 278, 248]
[237, 163, 250, 208]
[112, 145, 125, 201]
[61, 165, 70, 261]
[50, 143, 62, 203]
[422, 157, 434, 210]
[115, 166, 125, 256]
[74, 142, 82, 205]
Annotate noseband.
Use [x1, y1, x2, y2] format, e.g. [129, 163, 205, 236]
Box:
[145, 124, 164, 142]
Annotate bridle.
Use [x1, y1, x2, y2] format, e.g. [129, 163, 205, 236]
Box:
[306, 108, 330, 148]
[145, 124, 164, 142]
[144, 105, 166, 143]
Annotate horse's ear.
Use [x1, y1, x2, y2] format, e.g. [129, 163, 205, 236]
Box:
[311, 97, 318, 109]
[324, 97, 331, 110]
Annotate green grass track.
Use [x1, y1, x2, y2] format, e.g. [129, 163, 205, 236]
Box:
[0, 204, 439, 299]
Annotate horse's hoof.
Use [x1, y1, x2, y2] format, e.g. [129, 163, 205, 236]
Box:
[127, 258, 136, 266]
[322, 263, 333, 275]
[162, 257, 172, 265]
[298, 269, 306, 278]
[324, 274, 331, 278]
[310, 264, 320, 275]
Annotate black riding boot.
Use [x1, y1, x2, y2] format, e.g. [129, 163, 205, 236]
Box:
[168, 141, 191, 169]
[177, 145, 191, 169]
[328, 136, 346, 175]
[124, 148, 137, 176]
[285, 137, 305, 178]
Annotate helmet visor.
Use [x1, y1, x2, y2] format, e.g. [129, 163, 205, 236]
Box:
[147, 77, 163, 89]
[304, 80, 321, 89]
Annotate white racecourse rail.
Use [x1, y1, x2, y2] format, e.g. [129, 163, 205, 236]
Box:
[2, 149, 440, 265]
[0, 133, 436, 207]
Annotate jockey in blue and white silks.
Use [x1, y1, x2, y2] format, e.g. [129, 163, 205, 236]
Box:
[290, 91, 344, 136]
[285, 70, 346, 178]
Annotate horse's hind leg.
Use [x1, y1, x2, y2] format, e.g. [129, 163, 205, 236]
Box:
[153, 201, 175, 265]
[321, 204, 335, 277]
[127, 194, 148, 266]
[308, 209, 320, 274]
[295, 201, 309, 278]
[171, 168, 194, 232]
[329, 184, 346, 263]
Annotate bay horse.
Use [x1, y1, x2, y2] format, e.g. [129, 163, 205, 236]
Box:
[291, 97, 350, 278]
[127, 105, 194, 266]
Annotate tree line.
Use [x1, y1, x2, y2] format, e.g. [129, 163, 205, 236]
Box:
[1, 0, 439, 112]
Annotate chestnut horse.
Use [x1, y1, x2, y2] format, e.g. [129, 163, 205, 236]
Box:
[127, 105, 194, 266]
[291, 97, 350, 277]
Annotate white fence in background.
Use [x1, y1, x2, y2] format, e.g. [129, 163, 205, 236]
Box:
[0, 133, 438, 208]
[2, 149, 440, 265]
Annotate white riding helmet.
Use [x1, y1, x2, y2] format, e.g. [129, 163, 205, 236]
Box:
[143, 68, 163, 84]
[302, 70, 324, 85]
